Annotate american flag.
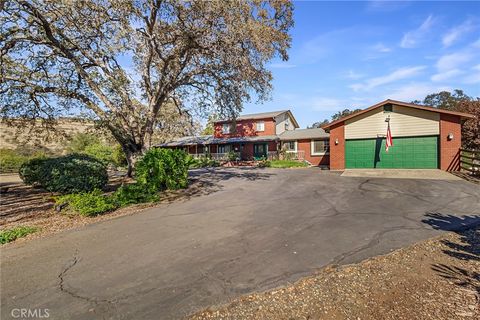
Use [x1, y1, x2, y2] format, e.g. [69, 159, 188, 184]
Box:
[386, 121, 393, 152]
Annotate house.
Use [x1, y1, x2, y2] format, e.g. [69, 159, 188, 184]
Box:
[159, 110, 331, 166]
[159, 99, 473, 171]
[322, 99, 474, 171]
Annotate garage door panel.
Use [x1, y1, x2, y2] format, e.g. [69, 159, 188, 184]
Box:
[345, 136, 438, 169]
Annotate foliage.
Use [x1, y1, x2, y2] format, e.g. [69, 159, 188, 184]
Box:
[0, 226, 38, 244]
[0, 149, 29, 173]
[2, 1, 293, 176]
[269, 160, 308, 168]
[135, 148, 189, 191]
[202, 114, 219, 135]
[227, 151, 239, 161]
[67, 133, 100, 153]
[112, 145, 128, 167]
[113, 183, 160, 207]
[55, 189, 117, 216]
[19, 154, 108, 194]
[83, 143, 115, 165]
[308, 119, 330, 129]
[189, 156, 220, 168]
[258, 159, 271, 168]
[309, 108, 362, 128]
[412, 89, 471, 110]
[413, 90, 478, 150]
[456, 99, 480, 150]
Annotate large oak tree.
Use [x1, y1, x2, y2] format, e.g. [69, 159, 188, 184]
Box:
[1, 0, 293, 175]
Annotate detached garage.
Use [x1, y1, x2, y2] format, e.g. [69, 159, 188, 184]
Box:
[323, 100, 474, 171]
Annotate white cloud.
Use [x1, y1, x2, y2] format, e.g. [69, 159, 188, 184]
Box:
[431, 69, 464, 82]
[372, 42, 392, 53]
[400, 15, 436, 48]
[436, 51, 473, 71]
[309, 97, 346, 111]
[442, 19, 476, 47]
[268, 62, 297, 69]
[344, 70, 365, 80]
[350, 66, 426, 91]
[463, 64, 480, 84]
[384, 83, 451, 101]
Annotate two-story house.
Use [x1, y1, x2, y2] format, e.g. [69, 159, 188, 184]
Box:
[159, 109, 331, 166]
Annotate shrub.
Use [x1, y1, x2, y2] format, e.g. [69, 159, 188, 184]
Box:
[269, 160, 308, 168]
[258, 159, 271, 168]
[113, 183, 160, 207]
[84, 143, 114, 165]
[67, 133, 100, 153]
[0, 226, 38, 244]
[227, 151, 238, 161]
[55, 189, 117, 216]
[135, 148, 189, 191]
[112, 145, 128, 167]
[189, 156, 220, 168]
[19, 154, 108, 193]
[0, 149, 29, 173]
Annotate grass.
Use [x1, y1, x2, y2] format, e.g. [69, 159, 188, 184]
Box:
[269, 160, 309, 168]
[0, 226, 38, 244]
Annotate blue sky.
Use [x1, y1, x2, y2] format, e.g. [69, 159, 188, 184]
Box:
[241, 0, 480, 128]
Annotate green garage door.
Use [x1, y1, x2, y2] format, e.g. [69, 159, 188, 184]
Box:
[345, 136, 438, 169]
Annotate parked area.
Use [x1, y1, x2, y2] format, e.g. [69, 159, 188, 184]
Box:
[2, 167, 479, 319]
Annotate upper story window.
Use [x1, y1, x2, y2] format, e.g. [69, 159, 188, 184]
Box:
[311, 139, 330, 155]
[222, 123, 231, 134]
[283, 141, 297, 152]
[256, 121, 265, 132]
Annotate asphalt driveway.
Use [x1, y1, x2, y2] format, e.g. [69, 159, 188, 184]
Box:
[1, 168, 479, 320]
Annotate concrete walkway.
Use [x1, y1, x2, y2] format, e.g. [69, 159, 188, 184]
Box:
[341, 169, 463, 180]
[1, 168, 479, 320]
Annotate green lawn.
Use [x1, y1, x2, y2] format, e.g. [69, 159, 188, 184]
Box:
[269, 160, 308, 168]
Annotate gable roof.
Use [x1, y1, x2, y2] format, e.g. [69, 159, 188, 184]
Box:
[322, 99, 474, 130]
[216, 110, 299, 128]
[279, 128, 329, 140]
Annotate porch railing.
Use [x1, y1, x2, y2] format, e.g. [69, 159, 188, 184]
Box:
[282, 150, 305, 161]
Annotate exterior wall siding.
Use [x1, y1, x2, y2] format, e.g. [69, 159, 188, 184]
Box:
[329, 122, 345, 170]
[275, 113, 296, 134]
[345, 105, 440, 139]
[214, 118, 276, 138]
[439, 114, 462, 171]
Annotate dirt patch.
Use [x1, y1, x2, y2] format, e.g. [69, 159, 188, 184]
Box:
[0, 174, 221, 244]
[189, 227, 480, 320]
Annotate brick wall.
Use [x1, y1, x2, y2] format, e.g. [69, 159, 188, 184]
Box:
[297, 139, 329, 166]
[439, 114, 462, 171]
[329, 122, 345, 170]
[214, 118, 276, 138]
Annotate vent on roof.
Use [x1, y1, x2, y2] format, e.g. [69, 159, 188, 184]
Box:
[383, 104, 393, 112]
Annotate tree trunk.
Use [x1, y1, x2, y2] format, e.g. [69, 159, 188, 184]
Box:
[124, 145, 145, 178]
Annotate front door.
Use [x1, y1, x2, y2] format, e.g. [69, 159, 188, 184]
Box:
[253, 143, 268, 160]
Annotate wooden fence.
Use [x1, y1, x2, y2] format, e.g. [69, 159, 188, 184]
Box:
[460, 149, 479, 176]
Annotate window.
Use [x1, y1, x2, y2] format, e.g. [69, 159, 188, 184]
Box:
[218, 144, 231, 153]
[311, 139, 329, 155]
[222, 123, 231, 134]
[256, 121, 265, 132]
[285, 118, 290, 131]
[283, 141, 297, 152]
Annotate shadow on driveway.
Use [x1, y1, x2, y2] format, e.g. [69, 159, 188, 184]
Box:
[422, 212, 480, 295]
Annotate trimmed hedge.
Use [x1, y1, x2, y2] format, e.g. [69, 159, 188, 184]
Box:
[19, 154, 108, 193]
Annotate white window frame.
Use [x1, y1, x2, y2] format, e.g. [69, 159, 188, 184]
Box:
[222, 123, 231, 134]
[256, 121, 265, 132]
[311, 139, 329, 156]
[218, 144, 231, 153]
[283, 141, 297, 152]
